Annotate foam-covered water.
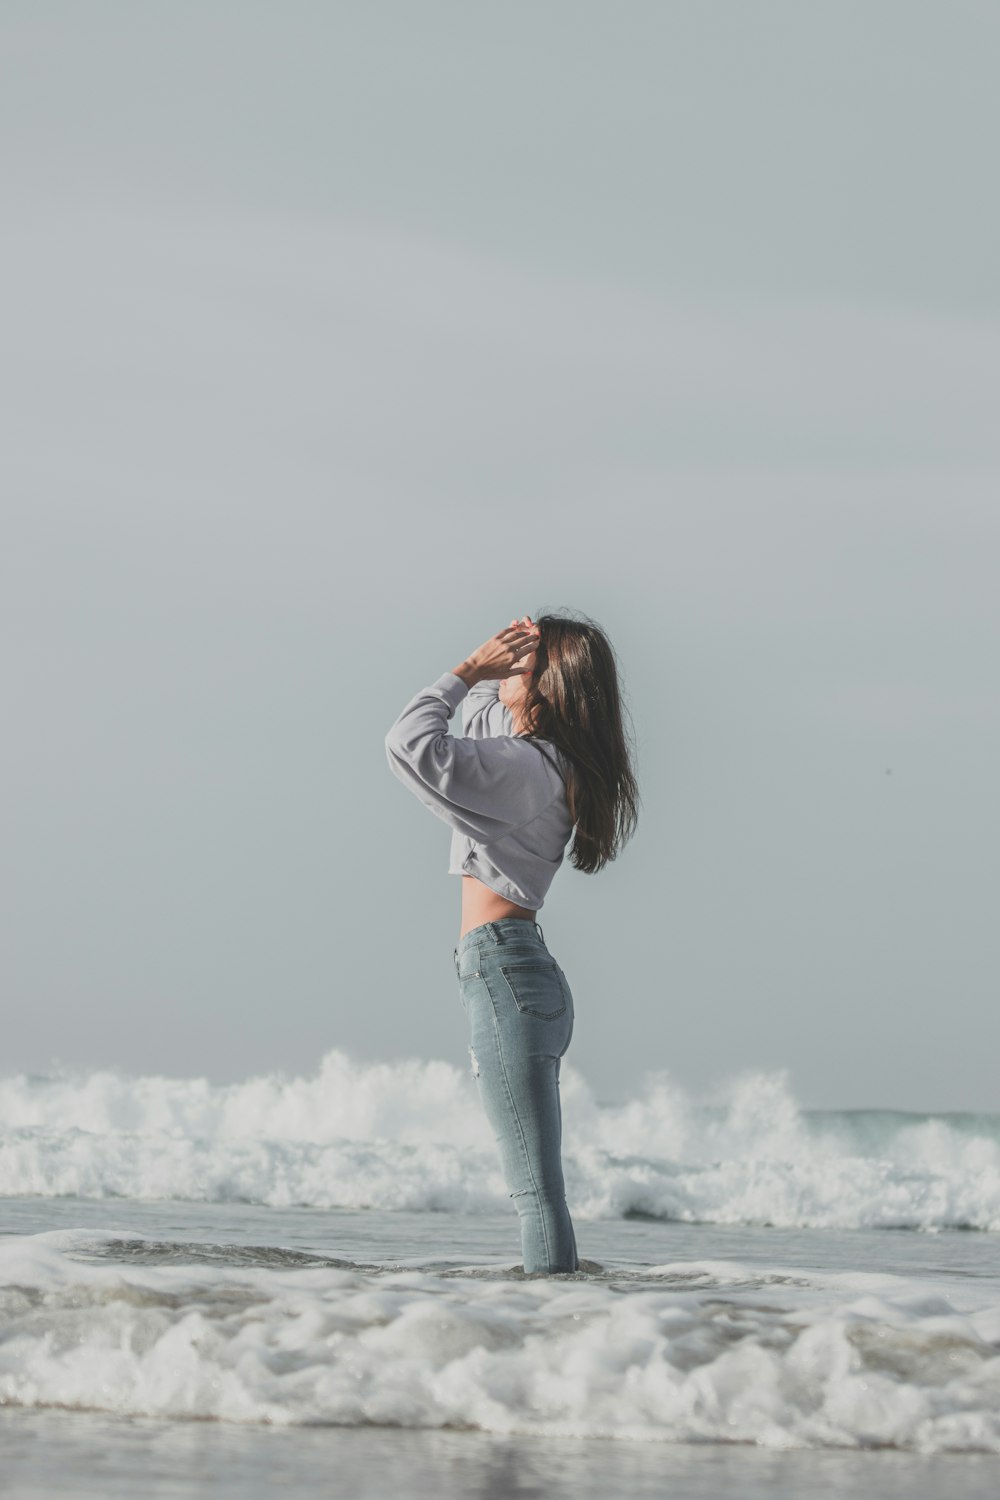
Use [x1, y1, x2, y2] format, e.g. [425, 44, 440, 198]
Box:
[1, 1222, 999, 1454]
[3, 1048, 1000, 1230]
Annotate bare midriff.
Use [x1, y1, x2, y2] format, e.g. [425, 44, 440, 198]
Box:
[460, 875, 537, 940]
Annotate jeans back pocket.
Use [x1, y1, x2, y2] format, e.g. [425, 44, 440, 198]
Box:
[498, 962, 567, 1020]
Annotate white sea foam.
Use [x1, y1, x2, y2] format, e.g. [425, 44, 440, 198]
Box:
[2, 1050, 999, 1230]
[1, 1230, 999, 1452]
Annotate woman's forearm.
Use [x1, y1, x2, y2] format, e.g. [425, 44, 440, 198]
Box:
[450, 661, 483, 688]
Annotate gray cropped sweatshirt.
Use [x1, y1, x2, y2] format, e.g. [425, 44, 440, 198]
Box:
[385, 671, 574, 910]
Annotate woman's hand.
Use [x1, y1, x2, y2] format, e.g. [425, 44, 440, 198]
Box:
[452, 618, 541, 687]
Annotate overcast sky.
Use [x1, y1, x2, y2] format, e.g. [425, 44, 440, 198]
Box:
[2, 1, 998, 1111]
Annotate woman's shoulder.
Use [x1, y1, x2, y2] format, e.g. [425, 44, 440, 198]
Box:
[518, 735, 570, 780]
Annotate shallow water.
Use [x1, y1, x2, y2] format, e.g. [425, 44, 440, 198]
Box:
[4, 1407, 1000, 1500]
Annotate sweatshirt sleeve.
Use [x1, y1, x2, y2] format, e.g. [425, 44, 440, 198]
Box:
[385, 671, 561, 841]
[462, 677, 514, 739]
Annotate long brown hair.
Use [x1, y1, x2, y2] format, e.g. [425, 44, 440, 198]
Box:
[519, 610, 640, 874]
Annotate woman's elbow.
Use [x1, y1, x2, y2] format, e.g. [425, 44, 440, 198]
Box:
[384, 722, 412, 759]
[384, 731, 410, 779]
[384, 730, 433, 780]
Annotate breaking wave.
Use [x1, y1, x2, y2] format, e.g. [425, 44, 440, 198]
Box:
[2, 1050, 999, 1230]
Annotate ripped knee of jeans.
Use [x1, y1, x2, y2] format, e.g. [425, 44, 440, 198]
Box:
[468, 1044, 480, 1079]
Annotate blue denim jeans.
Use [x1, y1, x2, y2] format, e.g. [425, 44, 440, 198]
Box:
[453, 917, 579, 1274]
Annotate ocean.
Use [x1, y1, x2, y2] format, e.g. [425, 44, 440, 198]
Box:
[2, 1049, 999, 1499]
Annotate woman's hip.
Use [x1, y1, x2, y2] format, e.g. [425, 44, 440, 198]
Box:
[454, 920, 574, 1054]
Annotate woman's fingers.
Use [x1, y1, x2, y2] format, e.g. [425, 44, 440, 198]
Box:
[468, 621, 539, 677]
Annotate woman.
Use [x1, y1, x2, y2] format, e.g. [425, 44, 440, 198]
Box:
[384, 611, 639, 1273]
